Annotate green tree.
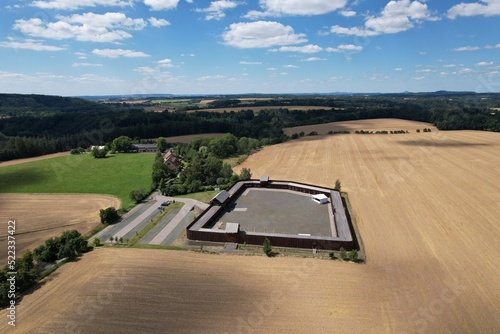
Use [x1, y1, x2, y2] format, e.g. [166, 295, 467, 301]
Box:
[157, 137, 168, 153]
[100, 207, 120, 224]
[263, 238, 272, 257]
[130, 188, 148, 203]
[112, 136, 133, 152]
[159, 178, 166, 195]
[92, 237, 101, 247]
[90, 146, 108, 158]
[239, 167, 252, 180]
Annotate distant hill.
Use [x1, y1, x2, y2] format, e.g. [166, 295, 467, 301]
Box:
[0, 93, 113, 116]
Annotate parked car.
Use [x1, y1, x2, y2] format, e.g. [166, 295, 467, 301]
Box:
[161, 201, 170, 206]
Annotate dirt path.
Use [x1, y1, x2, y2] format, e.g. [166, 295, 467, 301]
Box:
[0, 151, 70, 167]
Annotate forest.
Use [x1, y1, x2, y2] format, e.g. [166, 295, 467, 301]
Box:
[1, 92, 499, 161]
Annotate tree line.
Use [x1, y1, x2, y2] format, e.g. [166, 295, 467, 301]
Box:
[0, 230, 90, 307]
[1, 92, 499, 162]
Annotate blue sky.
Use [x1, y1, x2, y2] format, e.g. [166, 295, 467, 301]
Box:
[0, 0, 499, 96]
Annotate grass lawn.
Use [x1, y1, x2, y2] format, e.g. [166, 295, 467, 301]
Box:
[0, 153, 155, 209]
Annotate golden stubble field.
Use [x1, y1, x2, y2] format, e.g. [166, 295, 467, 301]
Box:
[0, 194, 120, 263]
[1, 119, 499, 333]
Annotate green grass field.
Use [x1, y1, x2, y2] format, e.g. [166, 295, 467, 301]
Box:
[0, 153, 155, 209]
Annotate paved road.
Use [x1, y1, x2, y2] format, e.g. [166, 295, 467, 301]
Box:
[91, 194, 208, 245]
[148, 197, 208, 245]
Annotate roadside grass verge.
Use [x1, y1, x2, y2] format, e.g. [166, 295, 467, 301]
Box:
[0, 153, 155, 210]
[126, 202, 184, 246]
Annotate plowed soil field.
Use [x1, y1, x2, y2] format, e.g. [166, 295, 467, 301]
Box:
[0, 194, 120, 263]
[1, 120, 499, 333]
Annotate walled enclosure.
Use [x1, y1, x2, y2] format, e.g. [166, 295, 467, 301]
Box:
[186, 178, 354, 250]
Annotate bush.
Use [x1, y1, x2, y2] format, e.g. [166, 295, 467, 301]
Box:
[70, 147, 85, 155]
[329, 251, 335, 260]
[130, 188, 148, 203]
[339, 247, 347, 261]
[263, 238, 272, 257]
[334, 179, 341, 191]
[348, 249, 358, 261]
[100, 207, 120, 224]
[92, 237, 101, 247]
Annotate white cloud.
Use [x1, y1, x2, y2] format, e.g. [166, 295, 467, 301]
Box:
[31, 0, 133, 10]
[443, 64, 457, 68]
[326, 44, 363, 52]
[330, 25, 379, 37]
[395, 67, 403, 71]
[92, 48, 150, 58]
[485, 44, 500, 49]
[475, 61, 494, 66]
[272, 44, 323, 53]
[240, 61, 262, 65]
[452, 46, 481, 51]
[301, 57, 326, 61]
[447, 0, 500, 19]
[340, 10, 356, 17]
[135, 66, 157, 74]
[196, 1, 239, 20]
[72, 62, 103, 67]
[0, 38, 65, 51]
[222, 21, 307, 48]
[244, 0, 348, 18]
[197, 75, 225, 81]
[332, 1, 438, 36]
[149, 17, 171, 27]
[13, 12, 147, 43]
[158, 58, 175, 67]
[283, 64, 299, 68]
[144, 0, 181, 10]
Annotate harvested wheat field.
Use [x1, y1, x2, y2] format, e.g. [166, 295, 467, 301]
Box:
[284, 118, 438, 136]
[0, 194, 120, 263]
[1, 120, 499, 333]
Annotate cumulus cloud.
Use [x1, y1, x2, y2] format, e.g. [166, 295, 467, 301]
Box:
[196, 1, 239, 20]
[447, 0, 500, 19]
[0, 38, 65, 51]
[452, 46, 481, 51]
[13, 12, 147, 43]
[92, 48, 150, 58]
[340, 10, 356, 17]
[149, 17, 171, 27]
[134, 66, 157, 74]
[244, 0, 347, 18]
[72, 62, 103, 67]
[222, 21, 307, 48]
[144, 0, 181, 10]
[301, 57, 326, 61]
[158, 58, 175, 67]
[326, 44, 363, 52]
[271, 44, 323, 53]
[331, 0, 439, 36]
[475, 61, 494, 66]
[31, 0, 133, 10]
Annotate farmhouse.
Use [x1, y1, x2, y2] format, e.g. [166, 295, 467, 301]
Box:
[187, 177, 354, 250]
[163, 149, 180, 170]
